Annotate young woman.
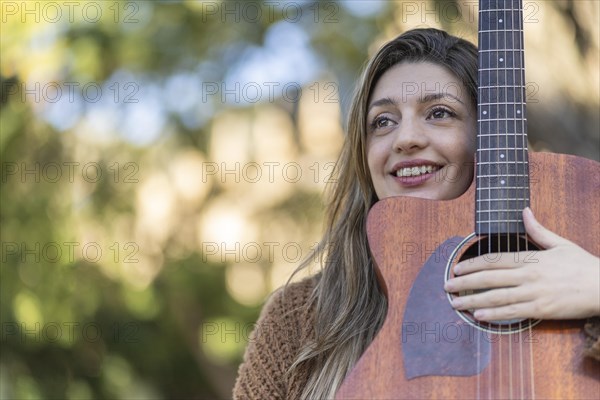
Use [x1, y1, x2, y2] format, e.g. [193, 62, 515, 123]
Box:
[233, 28, 600, 399]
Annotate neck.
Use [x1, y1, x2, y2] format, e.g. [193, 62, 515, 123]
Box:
[475, 0, 530, 235]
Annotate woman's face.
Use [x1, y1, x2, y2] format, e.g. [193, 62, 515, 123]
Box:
[366, 61, 476, 200]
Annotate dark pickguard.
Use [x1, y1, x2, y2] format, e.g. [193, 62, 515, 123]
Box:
[402, 236, 491, 379]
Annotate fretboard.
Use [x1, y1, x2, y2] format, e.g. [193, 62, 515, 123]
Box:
[476, 0, 530, 234]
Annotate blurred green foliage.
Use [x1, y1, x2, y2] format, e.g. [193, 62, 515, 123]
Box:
[1, 1, 598, 399]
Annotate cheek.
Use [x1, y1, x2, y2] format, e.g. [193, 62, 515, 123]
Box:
[366, 138, 375, 168]
[455, 129, 477, 183]
[366, 139, 384, 179]
[365, 139, 388, 198]
[452, 125, 477, 161]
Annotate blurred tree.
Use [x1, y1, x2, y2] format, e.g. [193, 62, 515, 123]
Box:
[1, 1, 598, 399]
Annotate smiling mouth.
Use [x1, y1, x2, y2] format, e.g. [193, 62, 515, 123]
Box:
[394, 165, 441, 177]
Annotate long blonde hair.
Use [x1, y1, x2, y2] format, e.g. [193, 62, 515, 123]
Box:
[288, 28, 478, 399]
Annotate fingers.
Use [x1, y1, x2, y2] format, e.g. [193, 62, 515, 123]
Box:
[450, 286, 530, 311]
[453, 250, 538, 275]
[445, 269, 525, 292]
[453, 208, 571, 275]
[449, 287, 542, 321]
[523, 207, 570, 249]
[472, 302, 538, 322]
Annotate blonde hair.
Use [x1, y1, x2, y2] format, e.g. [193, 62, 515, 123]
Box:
[288, 28, 478, 399]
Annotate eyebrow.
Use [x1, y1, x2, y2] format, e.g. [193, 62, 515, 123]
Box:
[367, 92, 464, 113]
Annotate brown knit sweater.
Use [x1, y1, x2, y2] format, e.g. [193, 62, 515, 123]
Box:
[233, 276, 317, 399]
[233, 276, 600, 399]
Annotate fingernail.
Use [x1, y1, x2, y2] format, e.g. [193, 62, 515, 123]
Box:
[444, 280, 454, 291]
[451, 298, 462, 309]
[474, 310, 485, 320]
[453, 263, 461, 275]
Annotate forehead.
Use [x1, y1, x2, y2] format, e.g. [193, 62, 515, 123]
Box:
[370, 61, 466, 103]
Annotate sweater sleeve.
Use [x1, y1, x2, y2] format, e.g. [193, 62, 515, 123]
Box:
[233, 277, 315, 400]
[584, 316, 600, 360]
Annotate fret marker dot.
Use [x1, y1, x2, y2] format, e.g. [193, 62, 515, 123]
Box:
[483, 110, 488, 115]
[517, 110, 521, 114]
[499, 57, 504, 62]
[501, 180, 506, 185]
[499, 19, 503, 23]
[500, 154, 505, 159]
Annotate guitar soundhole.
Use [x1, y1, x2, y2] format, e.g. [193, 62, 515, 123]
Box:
[446, 233, 542, 334]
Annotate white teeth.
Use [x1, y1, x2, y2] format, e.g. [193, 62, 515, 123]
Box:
[395, 165, 437, 177]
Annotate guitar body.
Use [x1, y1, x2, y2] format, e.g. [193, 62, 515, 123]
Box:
[336, 152, 600, 399]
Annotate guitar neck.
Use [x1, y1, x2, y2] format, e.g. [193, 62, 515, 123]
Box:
[476, 0, 530, 235]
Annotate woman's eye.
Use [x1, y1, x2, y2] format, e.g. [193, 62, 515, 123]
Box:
[429, 107, 456, 119]
[370, 116, 394, 129]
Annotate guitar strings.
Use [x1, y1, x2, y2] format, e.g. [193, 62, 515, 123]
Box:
[490, 2, 503, 397]
[504, 2, 515, 398]
[517, 0, 536, 396]
[476, 4, 483, 398]
[477, 2, 538, 398]
[511, 2, 526, 398]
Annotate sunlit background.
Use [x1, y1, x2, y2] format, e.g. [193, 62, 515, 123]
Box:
[1, 1, 598, 398]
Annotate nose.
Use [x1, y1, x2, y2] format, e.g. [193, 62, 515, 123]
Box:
[392, 117, 428, 153]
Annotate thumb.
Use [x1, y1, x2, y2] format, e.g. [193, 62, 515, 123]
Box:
[523, 207, 570, 249]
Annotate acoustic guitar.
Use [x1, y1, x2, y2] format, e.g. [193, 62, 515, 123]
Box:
[336, 1, 600, 398]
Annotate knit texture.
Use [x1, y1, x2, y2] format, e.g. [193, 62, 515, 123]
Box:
[233, 276, 600, 399]
[584, 316, 600, 360]
[233, 276, 317, 399]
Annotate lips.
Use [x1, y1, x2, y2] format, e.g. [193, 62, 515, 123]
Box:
[395, 165, 439, 177]
[390, 159, 443, 186]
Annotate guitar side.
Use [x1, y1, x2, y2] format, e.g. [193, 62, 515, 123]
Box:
[336, 152, 600, 399]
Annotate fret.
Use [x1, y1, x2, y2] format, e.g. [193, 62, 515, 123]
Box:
[477, 161, 528, 165]
[480, 8, 522, 13]
[478, 18, 521, 31]
[479, 87, 525, 103]
[478, 163, 528, 176]
[479, 56, 523, 69]
[477, 174, 529, 183]
[477, 153, 529, 164]
[477, 209, 526, 213]
[478, 173, 528, 178]
[477, 187, 528, 191]
[479, 32, 524, 49]
[477, 118, 527, 122]
[479, 0, 521, 11]
[480, 29, 522, 33]
[477, 206, 527, 212]
[477, 148, 529, 152]
[477, 220, 524, 223]
[479, 102, 525, 105]
[479, 3, 522, 11]
[479, 70, 525, 87]
[478, 184, 529, 192]
[477, 116, 525, 127]
[479, 105, 526, 118]
[477, 157, 529, 163]
[478, 129, 528, 145]
[476, 197, 529, 201]
[477, 183, 530, 190]
[477, 134, 527, 150]
[479, 67, 524, 71]
[479, 49, 524, 53]
[479, 85, 526, 89]
[477, 199, 530, 212]
[475, 221, 526, 235]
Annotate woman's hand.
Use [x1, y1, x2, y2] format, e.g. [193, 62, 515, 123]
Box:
[444, 207, 600, 321]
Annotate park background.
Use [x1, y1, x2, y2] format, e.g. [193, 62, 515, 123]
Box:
[1, 1, 598, 399]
